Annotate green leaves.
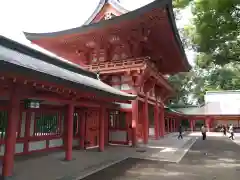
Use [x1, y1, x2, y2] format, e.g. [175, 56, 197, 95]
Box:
[189, 0, 240, 66]
[173, 0, 194, 8]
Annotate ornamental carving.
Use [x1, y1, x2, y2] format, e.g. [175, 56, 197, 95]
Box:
[104, 12, 115, 20]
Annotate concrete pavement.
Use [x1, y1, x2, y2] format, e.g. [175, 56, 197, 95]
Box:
[82, 133, 240, 180]
[11, 132, 194, 180]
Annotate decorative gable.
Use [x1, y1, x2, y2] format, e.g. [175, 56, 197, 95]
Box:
[104, 12, 116, 20]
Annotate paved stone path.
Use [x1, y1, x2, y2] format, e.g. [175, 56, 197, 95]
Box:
[12, 133, 194, 180]
[81, 136, 240, 180]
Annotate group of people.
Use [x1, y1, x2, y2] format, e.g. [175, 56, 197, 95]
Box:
[220, 124, 235, 140]
[177, 124, 235, 140]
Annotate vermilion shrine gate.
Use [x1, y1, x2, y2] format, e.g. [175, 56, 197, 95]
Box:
[0, 36, 136, 179]
[24, 0, 190, 145]
[0, 0, 190, 179]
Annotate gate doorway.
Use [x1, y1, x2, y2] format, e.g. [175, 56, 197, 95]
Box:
[108, 110, 129, 145]
[84, 109, 100, 149]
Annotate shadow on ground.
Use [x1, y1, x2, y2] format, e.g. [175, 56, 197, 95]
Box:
[81, 137, 240, 180]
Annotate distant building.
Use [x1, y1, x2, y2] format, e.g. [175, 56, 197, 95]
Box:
[170, 90, 240, 131]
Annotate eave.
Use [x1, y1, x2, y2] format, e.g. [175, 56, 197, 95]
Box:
[24, 0, 191, 73]
[0, 35, 136, 101]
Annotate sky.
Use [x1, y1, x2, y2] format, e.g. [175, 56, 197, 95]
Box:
[0, 0, 195, 65]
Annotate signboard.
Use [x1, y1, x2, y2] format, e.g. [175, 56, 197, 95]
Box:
[24, 100, 40, 109]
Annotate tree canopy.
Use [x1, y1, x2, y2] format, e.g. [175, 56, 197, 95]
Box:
[168, 65, 240, 105]
[184, 0, 240, 67]
[168, 0, 240, 106]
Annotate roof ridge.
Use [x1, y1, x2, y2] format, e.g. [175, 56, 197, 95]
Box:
[83, 0, 128, 26]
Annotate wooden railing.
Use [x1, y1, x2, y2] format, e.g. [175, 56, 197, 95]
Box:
[85, 57, 150, 73]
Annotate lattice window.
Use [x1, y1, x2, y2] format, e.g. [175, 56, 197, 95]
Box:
[34, 112, 61, 136]
[0, 111, 7, 140]
[73, 113, 79, 137]
[109, 110, 127, 130]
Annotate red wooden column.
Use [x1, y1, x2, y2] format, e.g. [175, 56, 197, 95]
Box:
[205, 117, 211, 132]
[99, 107, 105, 152]
[23, 111, 31, 154]
[2, 88, 20, 178]
[104, 110, 109, 145]
[169, 118, 172, 132]
[131, 99, 138, 147]
[190, 119, 194, 132]
[173, 119, 176, 132]
[159, 105, 165, 137]
[143, 95, 149, 144]
[80, 111, 85, 149]
[154, 102, 159, 140]
[166, 117, 169, 133]
[65, 104, 74, 161]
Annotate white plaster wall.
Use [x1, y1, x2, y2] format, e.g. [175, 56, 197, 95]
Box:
[121, 75, 131, 82]
[112, 85, 121, 90]
[115, 103, 132, 109]
[20, 112, 26, 138]
[121, 83, 132, 90]
[29, 140, 46, 151]
[0, 143, 24, 155]
[49, 139, 63, 148]
[109, 131, 127, 142]
[15, 143, 24, 153]
[149, 128, 155, 136]
[111, 76, 121, 83]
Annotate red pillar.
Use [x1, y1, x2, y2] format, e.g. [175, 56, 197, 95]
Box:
[104, 110, 109, 145]
[206, 117, 211, 132]
[167, 117, 170, 133]
[143, 95, 149, 144]
[173, 119, 176, 132]
[159, 105, 165, 137]
[80, 111, 85, 149]
[190, 119, 194, 132]
[65, 104, 74, 161]
[23, 111, 31, 154]
[2, 88, 20, 178]
[154, 102, 159, 140]
[169, 118, 172, 132]
[99, 107, 105, 152]
[131, 99, 138, 147]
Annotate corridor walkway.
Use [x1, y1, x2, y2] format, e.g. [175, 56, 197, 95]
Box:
[82, 134, 240, 180]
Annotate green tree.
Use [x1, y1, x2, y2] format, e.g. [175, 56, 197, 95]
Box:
[168, 0, 240, 106]
[168, 64, 240, 105]
[185, 0, 240, 66]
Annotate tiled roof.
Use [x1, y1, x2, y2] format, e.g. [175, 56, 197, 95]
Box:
[0, 35, 136, 101]
[174, 102, 240, 116]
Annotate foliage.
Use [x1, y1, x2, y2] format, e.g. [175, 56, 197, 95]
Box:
[184, 0, 240, 66]
[168, 64, 240, 105]
[168, 0, 240, 106]
[173, 0, 193, 9]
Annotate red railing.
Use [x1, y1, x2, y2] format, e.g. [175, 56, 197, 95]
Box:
[86, 57, 150, 73]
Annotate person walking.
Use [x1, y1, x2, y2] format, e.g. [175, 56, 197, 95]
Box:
[201, 124, 207, 140]
[220, 125, 227, 136]
[228, 124, 234, 140]
[223, 125, 227, 136]
[178, 124, 183, 139]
